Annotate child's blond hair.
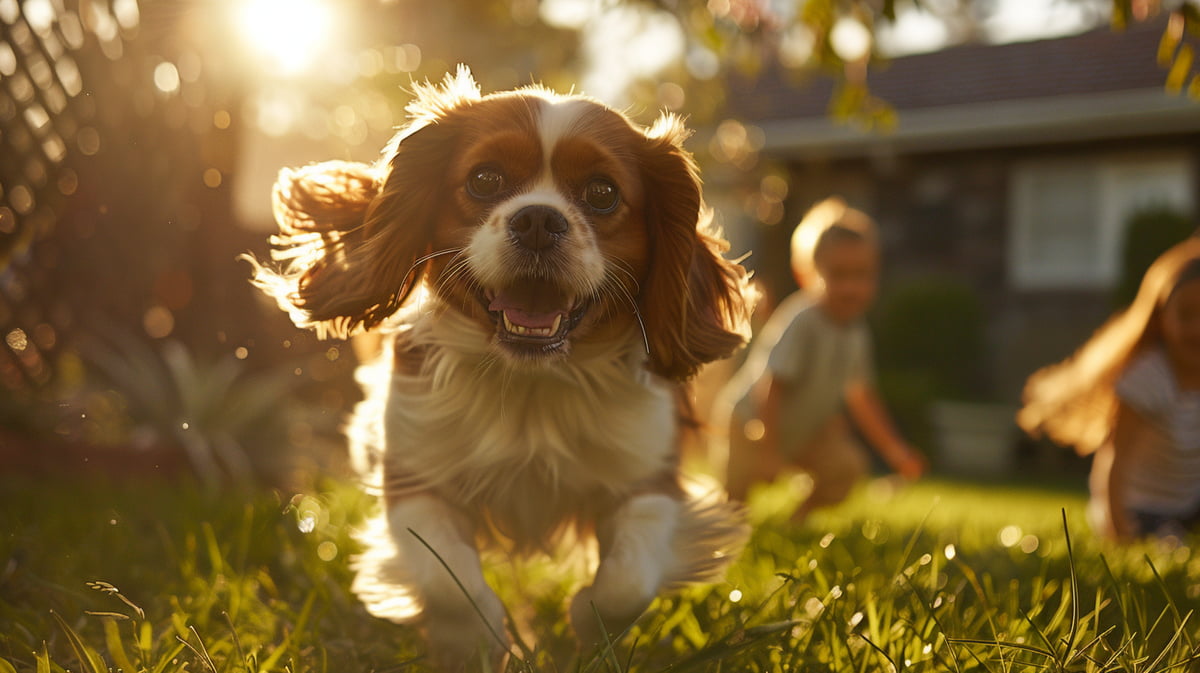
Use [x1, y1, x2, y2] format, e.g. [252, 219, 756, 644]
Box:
[790, 197, 878, 284]
[1019, 237, 1200, 455]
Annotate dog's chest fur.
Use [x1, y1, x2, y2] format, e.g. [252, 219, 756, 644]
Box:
[352, 304, 677, 548]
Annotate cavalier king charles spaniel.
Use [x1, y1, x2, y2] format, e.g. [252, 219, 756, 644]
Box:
[247, 67, 756, 669]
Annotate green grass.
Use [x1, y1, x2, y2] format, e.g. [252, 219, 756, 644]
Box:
[1, 475, 1198, 672]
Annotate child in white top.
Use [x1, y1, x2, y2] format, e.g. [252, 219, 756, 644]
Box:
[1019, 238, 1200, 541]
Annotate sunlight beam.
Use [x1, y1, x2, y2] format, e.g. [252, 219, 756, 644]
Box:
[236, 0, 335, 76]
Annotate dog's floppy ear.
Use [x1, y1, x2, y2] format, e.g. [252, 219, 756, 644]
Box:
[637, 114, 756, 381]
[246, 68, 481, 337]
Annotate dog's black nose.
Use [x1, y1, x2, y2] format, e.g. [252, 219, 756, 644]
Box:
[509, 206, 568, 251]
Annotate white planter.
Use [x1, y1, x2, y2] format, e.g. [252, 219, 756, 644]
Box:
[930, 401, 1020, 476]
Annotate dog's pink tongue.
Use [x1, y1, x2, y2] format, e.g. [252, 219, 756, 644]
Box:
[488, 280, 570, 328]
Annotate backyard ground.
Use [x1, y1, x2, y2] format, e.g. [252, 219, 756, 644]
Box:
[1, 473, 1197, 672]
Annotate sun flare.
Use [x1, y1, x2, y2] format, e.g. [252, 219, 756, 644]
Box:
[236, 0, 335, 76]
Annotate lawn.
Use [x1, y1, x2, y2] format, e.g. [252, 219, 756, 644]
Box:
[1, 474, 1197, 672]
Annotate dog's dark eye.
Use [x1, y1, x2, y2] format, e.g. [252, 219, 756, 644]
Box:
[582, 179, 619, 214]
[467, 167, 505, 199]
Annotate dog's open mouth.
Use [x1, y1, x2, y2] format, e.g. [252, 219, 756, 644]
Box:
[484, 278, 587, 354]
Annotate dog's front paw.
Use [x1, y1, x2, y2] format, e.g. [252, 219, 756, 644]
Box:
[569, 584, 650, 651]
[422, 590, 510, 672]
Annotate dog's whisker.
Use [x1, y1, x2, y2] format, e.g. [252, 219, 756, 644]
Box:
[392, 247, 465, 306]
[413, 247, 465, 268]
[430, 252, 471, 288]
[602, 255, 642, 295]
[599, 272, 650, 358]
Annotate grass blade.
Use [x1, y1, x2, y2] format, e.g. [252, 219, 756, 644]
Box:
[223, 611, 247, 673]
[149, 642, 189, 673]
[857, 633, 897, 671]
[1060, 510, 1081, 655]
[35, 644, 50, 673]
[1145, 553, 1196, 650]
[102, 618, 138, 673]
[585, 601, 623, 673]
[50, 611, 105, 673]
[888, 503, 936, 587]
[1145, 611, 1191, 672]
[177, 626, 219, 673]
[259, 590, 316, 673]
[946, 637, 1055, 660]
[407, 528, 510, 652]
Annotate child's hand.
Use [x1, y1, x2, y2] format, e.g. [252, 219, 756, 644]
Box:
[891, 443, 926, 481]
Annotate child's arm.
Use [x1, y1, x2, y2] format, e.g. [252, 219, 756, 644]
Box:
[1106, 401, 1151, 541]
[755, 377, 789, 477]
[844, 381, 926, 480]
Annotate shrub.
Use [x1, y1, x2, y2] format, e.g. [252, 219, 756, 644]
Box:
[1113, 205, 1194, 307]
[872, 276, 985, 449]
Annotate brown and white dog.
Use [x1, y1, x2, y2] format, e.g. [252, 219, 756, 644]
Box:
[246, 67, 756, 668]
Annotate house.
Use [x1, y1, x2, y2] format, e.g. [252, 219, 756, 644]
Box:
[714, 18, 1200, 472]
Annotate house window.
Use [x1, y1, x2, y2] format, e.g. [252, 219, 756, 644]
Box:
[1008, 154, 1195, 290]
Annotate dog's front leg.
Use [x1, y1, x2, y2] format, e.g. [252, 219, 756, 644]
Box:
[570, 492, 680, 647]
[388, 495, 509, 671]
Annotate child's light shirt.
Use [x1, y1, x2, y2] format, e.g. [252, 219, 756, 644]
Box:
[732, 291, 874, 457]
[1114, 346, 1200, 515]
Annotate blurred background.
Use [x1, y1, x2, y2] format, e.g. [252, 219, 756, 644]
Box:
[0, 0, 1197, 488]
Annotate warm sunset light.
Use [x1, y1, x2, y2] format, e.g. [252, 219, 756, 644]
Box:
[6, 0, 1199, 670]
[235, 0, 335, 75]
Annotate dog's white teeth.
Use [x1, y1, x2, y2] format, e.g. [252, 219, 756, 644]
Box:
[502, 312, 520, 334]
[501, 311, 558, 337]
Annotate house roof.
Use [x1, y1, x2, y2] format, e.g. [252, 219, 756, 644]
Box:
[729, 17, 1200, 157]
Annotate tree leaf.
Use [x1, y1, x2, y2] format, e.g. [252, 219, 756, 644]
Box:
[1166, 43, 1194, 92]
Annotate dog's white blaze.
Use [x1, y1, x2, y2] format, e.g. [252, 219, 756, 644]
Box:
[462, 100, 609, 295]
[535, 99, 610, 283]
[536, 98, 592, 168]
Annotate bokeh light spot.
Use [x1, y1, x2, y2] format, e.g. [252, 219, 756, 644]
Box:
[77, 127, 100, 155]
[6, 328, 28, 352]
[1019, 535, 1040, 554]
[143, 305, 174, 338]
[743, 418, 765, 441]
[317, 541, 338, 561]
[999, 525, 1022, 547]
[153, 61, 179, 93]
[9, 184, 34, 214]
[831, 17, 872, 62]
[57, 168, 78, 195]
